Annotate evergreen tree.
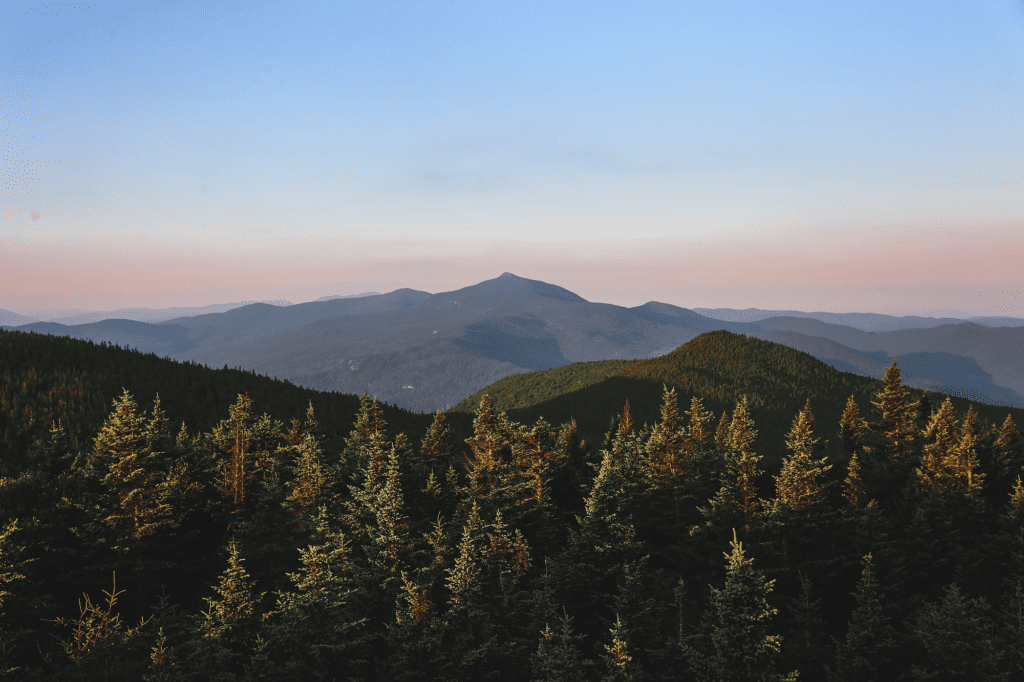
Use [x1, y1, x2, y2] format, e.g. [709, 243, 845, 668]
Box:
[830, 553, 899, 682]
[868, 361, 921, 463]
[645, 385, 688, 487]
[992, 414, 1021, 479]
[843, 453, 864, 510]
[601, 615, 641, 682]
[50, 572, 153, 680]
[206, 393, 283, 513]
[685, 395, 716, 462]
[908, 583, 1004, 681]
[531, 609, 595, 682]
[703, 397, 765, 532]
[421, 408, 457, 463]
[285, 431, 326, 519]
[200, 539, 264, 675]
[838, 395, 867, 458]
[684, 530, 798, 682]
[918, 398, 985, 500]
[774, 400, 831, 512]
[250, 534, 368, 681]
[89, 390, 176, 550]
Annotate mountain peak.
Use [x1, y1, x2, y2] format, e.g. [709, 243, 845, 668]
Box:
[498, 272, 520, 279]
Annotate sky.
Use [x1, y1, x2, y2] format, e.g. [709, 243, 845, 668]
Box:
[1, 0, 1023, 318]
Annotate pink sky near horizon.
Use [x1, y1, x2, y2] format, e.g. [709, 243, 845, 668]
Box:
[3, 218, 1021, 319]
[4, 3, 1023, 322]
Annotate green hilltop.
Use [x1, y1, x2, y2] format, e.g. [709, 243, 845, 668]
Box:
[453, 329, 1022, 463]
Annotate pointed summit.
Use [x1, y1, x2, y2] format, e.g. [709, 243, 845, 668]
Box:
[476, 273, 587, 303]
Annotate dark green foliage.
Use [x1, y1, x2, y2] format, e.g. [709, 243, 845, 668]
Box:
[2, 327, 1024, 679]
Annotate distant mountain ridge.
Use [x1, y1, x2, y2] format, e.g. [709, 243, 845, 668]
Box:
[692, 307, 1024, 332]
[3, 273, 1023, 413]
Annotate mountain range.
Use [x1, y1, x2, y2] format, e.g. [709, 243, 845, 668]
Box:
[3, 272, 1022, 413]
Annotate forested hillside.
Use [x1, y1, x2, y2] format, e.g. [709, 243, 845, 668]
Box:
[1, 327, 1024, 680]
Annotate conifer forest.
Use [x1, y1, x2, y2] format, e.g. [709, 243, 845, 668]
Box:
[2, 327, 1024, 681]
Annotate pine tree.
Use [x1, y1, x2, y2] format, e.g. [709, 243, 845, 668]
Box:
[368, 444, 411, 588]
[684, 529, 798, 682]
[715, 409, 732, 453]
[917, 396, 960, 495]
[954, 405, 985, 500]
[774, 400, 831, 512]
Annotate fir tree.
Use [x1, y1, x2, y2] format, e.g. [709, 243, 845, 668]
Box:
[200, 538, 264, 674]
[51, 572, 153, 680]
[703, 397, 765, 532]
[842, 453, 864, 510]
[686, 396, 716, 454]
[918, 398, 985, 500]
[869, 361, 921, 463]
[89, 390, 176, 550]
[646, 385, 688, 487]
[252, 535, 368, 681]
[601, 615, 641, 682]
[421, 408, 456, 463]
[531, 609, 595, 682]
[992, 414, 1021, 479]
[774, 400, 831, 512]
[908, 583, 1003, 681]
[838, 395, 867, 457]
[285, 431, 326, 519]
[684, 529, 798, 682]
[830, 554, 899, 682]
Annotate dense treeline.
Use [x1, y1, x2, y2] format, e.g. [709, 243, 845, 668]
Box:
[0, 329, 448, 479]
[1, 328, 1024, 679]
[452, 331, 1021, 473]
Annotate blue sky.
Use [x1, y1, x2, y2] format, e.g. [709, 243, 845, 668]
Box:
[1, 0, 1023, 316]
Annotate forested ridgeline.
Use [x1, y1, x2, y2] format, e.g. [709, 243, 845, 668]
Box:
[0, 328, 448, 479]
[1, 328, 1024, 679]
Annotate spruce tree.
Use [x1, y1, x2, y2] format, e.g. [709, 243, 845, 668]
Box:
[838, 395, 867, 457]
[703, 397, 765, 532]
[646, 385, 688, 487]
[908, 583, 1003, 681]
[841, 452, 865, 509]
[285, 431, 326, 519]
[684, 529, 798, 682]
[992, 414, 1021, 479]
[252, 535, 368, 681]
[601, 615, 641, 682]
[774, 400, 831, 512]
[869, 361, 921, 463]
[830, 553, 899, 682]
[531, 609, 595, 682]
[89, 390, 176, 550]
